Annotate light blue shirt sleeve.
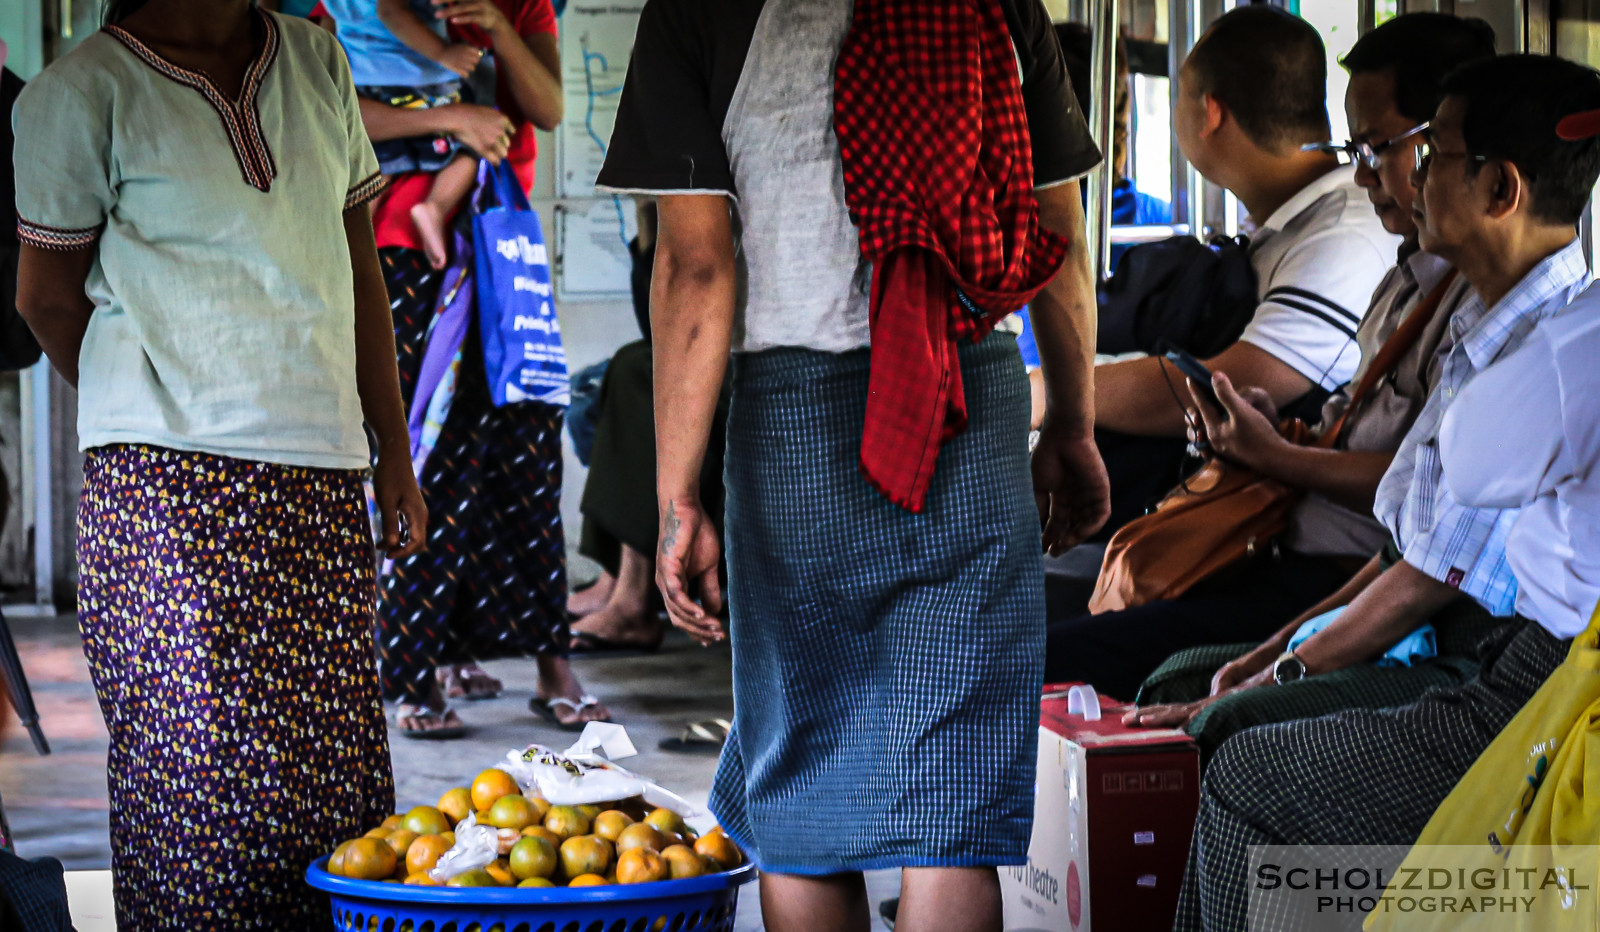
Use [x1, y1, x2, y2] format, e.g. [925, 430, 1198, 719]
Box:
[1401, 467, 1522, 617]
[1015, 307, 1041, 371]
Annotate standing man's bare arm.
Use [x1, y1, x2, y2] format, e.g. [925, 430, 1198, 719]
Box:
[1029, 181, 1111, 552]
[651, 195, 739, 643]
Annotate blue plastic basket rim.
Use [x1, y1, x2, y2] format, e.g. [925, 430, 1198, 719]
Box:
[305, 857, 756, 905]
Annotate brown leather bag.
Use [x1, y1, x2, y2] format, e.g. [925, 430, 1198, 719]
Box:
[1087, 270, 1459, 614]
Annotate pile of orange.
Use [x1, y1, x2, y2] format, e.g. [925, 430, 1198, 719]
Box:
[325, 767, 744, 888]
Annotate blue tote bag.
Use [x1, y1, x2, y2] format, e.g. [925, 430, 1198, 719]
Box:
[472, 161, 570, 407]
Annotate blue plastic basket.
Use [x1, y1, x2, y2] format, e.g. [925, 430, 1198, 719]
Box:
[305, 858, 757, 932]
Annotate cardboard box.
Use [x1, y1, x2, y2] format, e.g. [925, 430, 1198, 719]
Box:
[1001, 684, 1201, 932]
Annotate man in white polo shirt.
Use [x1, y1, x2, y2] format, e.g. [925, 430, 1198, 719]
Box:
[1089, 5, 1400, 538]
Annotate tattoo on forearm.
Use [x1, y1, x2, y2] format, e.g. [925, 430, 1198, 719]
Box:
[661, 502, 680, 558]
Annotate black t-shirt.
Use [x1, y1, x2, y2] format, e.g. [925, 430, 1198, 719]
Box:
[596, 0, 1102, 197]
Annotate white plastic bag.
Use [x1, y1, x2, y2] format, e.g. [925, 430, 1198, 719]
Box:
[503, 725, 698, 817]
[428, 813, 498, 883]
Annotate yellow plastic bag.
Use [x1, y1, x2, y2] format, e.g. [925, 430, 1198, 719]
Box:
[1366, 605, 1600, 932]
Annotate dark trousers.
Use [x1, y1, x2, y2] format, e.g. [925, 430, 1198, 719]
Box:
[578, 339, 730, 575]
[1043, 549, 1355, 702]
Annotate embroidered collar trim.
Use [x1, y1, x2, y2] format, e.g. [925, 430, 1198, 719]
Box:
[105, 10, 281, 193]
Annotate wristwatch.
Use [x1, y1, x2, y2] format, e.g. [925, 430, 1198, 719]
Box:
[1272, 649, 1308, 685]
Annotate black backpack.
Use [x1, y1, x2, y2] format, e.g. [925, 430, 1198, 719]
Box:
[1096, 233, 1258, 359]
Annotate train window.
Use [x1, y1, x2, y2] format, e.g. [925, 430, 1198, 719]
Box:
[1291, 0, 1361, 142]
[1130, 73, 1173, 206]
[1555, 0, 1600, 268]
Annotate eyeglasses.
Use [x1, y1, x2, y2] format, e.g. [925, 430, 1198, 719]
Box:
[1412, 139, 1490, 175]
[1303, 122, 1430, 170]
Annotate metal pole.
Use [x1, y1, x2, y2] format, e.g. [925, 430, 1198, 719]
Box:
[1086, 0, 1121, 279]
[29, 362, 52, 613]
[1184, 0, 1205, 237]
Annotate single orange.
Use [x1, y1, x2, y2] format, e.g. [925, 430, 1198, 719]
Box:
[485, 858, 515, 886]
[593, 810, 635, 842]
[518, 877, 556, 888]
[343, 838, 399, 881]
[437, 787, 473, 827]
[445, 868, 498, 887]
[567, 873, 608, 887]
[406, 834, 453, 877]
[509, 835, 558, 881]
[544, 806, 591, 841]
[616, 847, 668, 885]
[381, 814, 404, 831]
[404, 873, 442, 886]
[616, 823, 665, 854]
[384, 829, 419, 860]
[661, 845, 705, 879]
[694, 830, 743, 871]
[486, 794, 541, 831]
[328, 840, 356, 876]
[471, 769, 520, 812]
[528, 796, 552, 820]
[400, 805, 452, 837]
[364, 827, 391, 840]
[643, 808, 687, 838]
[559, 835, 614, 879]
[522, 825, 563, 847]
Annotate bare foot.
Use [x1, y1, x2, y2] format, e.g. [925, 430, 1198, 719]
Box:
[567, 571, 616, 618]
[411, 201, 451, 270]
[569, 598, 662, 652]
[536, 655, 612, 727]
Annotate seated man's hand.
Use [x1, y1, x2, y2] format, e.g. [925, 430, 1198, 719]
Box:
[1189, 372, 1284, 471]
[1124, 659, 1278, 729]
[1123, 696, 1216, 729]
[1211, 643, 1280, 694]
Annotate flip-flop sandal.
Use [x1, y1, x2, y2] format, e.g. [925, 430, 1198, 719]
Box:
[396, 705, 468, 741]
[567, 630, 663, 657]
[531, 695, 611, 732]
[658, 718, 731, 754]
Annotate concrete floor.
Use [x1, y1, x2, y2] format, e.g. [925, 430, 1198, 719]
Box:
[0, 612, 898, 930]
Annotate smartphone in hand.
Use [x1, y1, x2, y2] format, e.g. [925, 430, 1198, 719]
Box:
[1162, 345, 1225, 415]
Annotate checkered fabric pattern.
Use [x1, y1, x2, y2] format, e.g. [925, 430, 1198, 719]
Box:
[834, 0, 1068, 511]
[1374, 240, 1591, 616]
[1137, 599, 1506, 765]
[0, 851, 72, 932]
[1174, 620, 1568, 932]
[712, 332, 1044, 873]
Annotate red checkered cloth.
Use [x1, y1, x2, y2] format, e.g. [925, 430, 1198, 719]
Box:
[835, 0, 1070, 512]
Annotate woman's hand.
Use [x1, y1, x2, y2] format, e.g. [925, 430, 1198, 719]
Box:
[656, 497, 725, 646]
[434, 0, 513, 38]
[373, 448, 428, 559]
[440, 103, 515, 164]
[1188, 372, 1285, 471]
